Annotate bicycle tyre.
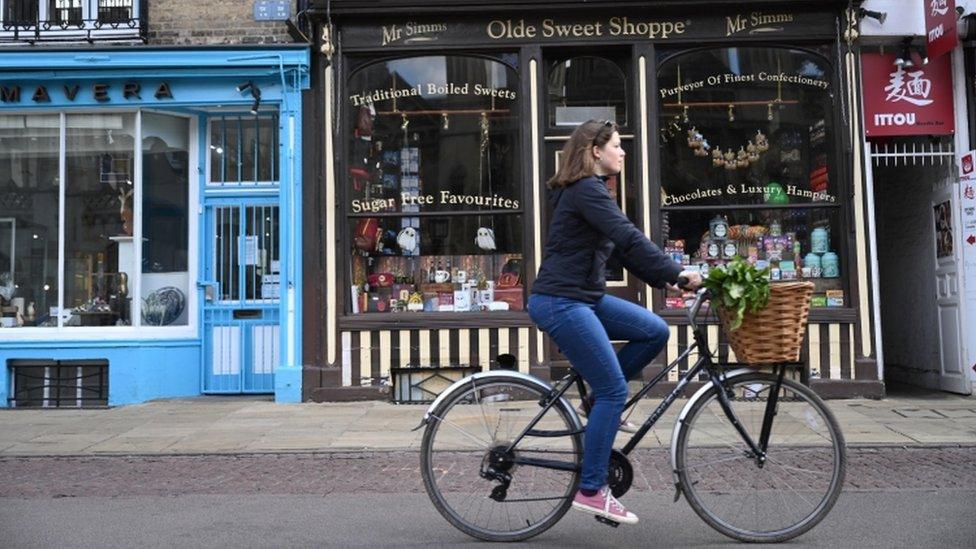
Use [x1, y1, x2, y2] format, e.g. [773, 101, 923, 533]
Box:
[675, 372, 846, 543]
[420, 375, 583, 542]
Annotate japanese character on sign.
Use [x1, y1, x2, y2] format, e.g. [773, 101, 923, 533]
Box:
[930, 0, 949, 16]
[884, 66, 934, 106]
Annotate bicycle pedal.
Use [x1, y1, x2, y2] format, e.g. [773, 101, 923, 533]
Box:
[595, 515, 620, 528]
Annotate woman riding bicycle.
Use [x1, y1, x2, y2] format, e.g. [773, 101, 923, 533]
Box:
[528, 119, 702, 525]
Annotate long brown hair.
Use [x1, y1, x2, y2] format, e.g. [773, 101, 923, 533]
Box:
[546, 119, 618, 188]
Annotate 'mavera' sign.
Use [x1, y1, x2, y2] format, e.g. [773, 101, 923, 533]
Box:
[0, 82, 174, 104]
[861, 53, 954, 136]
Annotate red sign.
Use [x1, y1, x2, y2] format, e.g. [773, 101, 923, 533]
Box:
[861, 53, 954, 136]
[925, 0, 958, 61]
[960, 150, 975, 180]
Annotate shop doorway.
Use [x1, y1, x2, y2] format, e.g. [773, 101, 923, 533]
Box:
[201, 200, 281, 393]
[872, 138, 971, 394]
[541, 51, 643, 370]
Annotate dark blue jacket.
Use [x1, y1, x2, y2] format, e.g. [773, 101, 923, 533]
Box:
[532, 175, 682, 303]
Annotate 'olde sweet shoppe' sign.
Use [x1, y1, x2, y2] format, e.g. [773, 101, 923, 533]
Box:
[341, 9, 838, 50]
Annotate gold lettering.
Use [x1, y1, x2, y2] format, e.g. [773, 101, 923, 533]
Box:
[726, 14, 747, 36]
[381, 24, 402, 46]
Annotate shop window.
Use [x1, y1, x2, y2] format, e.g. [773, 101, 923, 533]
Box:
[346, 55, 522, 314]
[0, 114, 59, 328]
[142, 112, 190, 325]
[548, 55, 627, 127]
[657, 47, 844, 309]
[0, 111, 193, 331]
[208, 114, 279, 186]
[64, 113, 137, 326]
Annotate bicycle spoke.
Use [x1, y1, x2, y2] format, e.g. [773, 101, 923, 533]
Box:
[421, 378, 581, 542]
[427, 412, 492, 447]
[675, 374, 845, 543]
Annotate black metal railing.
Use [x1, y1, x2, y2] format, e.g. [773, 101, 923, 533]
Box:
[8, 359, 109, 408]
[0, 0, 147, 43]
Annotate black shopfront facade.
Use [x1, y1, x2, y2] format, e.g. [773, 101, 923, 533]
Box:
[301, 0, 883, 401]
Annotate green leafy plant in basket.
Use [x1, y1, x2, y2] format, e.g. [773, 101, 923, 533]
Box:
[702, 257, 771, 331]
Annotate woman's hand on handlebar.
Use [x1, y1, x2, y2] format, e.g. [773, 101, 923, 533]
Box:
[670, 270, 703, 292]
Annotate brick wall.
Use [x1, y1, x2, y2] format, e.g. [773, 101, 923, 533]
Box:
[148, 0, 293, 45]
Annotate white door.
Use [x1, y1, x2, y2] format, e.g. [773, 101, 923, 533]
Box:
[932, 183, 971, 394]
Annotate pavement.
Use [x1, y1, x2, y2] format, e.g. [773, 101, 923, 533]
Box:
[1, 382, 974, 456]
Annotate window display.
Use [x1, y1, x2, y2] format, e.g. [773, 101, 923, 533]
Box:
[657, 47, 843, 309]
[0, 114, 59, 328]
[0, 111, 192, 329]
[346, 55, 522, 314]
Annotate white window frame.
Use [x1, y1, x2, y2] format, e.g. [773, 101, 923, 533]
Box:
[205, 113, 282, 189]
[0, 108, 199, 341]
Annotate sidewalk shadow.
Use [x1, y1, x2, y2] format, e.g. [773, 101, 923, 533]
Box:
[884, 380, 974, 401]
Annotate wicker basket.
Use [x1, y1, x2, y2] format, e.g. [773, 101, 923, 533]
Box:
[716, 281, 814, 365]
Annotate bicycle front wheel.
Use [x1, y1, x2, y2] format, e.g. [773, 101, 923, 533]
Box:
[675, 372, 846, 543]
[420, 376, 582, 542]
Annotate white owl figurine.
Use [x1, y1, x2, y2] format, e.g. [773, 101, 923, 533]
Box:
[475, 227, 496, 251]
[397, 226, 419, 254]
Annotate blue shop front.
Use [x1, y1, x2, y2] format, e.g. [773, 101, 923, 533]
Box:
[0, 47, 309, 406]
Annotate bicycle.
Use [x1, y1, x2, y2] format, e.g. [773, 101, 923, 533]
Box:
[417, 287, 846, 543]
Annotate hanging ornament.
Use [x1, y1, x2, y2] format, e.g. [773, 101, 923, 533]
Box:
[712, 147, 724, 167]
[736, 147, 750, 168]
[727, 104, 735, 122]
[754, 130, 769, 152]
[479, 112, 490, 157]
[475, 227, 497, 251]
[682, 105, 689, 123]
[767, 102, 774, 121]
[441, 112, 449, 130]
[694, 139, 710, 157]
[400, 113, 409, 131]
[396, 226, 419, 254]
[723, 150, 737, 170]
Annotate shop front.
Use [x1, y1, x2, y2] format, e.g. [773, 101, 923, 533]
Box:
[857, 0, 975, 395]
[0, 47, 310, 406]
[303, 0, 883, 400]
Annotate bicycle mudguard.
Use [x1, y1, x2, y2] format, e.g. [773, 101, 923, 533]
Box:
[414, 370, 577, 431]
[669, 368, 753, 482]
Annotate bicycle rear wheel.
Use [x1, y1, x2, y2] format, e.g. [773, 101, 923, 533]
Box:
[420, 376, 582, 542]
[675, 371, 846, 543]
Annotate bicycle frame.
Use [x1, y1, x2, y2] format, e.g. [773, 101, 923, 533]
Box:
[504, 289, 789, 473]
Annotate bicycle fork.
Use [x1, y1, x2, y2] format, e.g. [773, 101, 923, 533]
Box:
[710, 364, 787, 466]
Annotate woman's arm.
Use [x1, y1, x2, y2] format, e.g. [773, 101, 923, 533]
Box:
[574, 178, 682, 288]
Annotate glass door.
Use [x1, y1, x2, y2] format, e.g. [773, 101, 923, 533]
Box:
[202, 200, 280, 393]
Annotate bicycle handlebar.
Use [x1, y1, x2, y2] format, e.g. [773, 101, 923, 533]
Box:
[685, 288, 710, 327]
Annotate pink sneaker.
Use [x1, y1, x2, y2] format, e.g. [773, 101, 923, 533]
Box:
[576, 403, 641, 434]
[571, 486, 639, 525]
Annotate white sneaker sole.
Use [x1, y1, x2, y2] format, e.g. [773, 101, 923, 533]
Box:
[571, 501, 639, 525]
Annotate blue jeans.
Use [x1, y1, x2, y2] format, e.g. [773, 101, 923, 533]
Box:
[527, 292, 670, 491]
